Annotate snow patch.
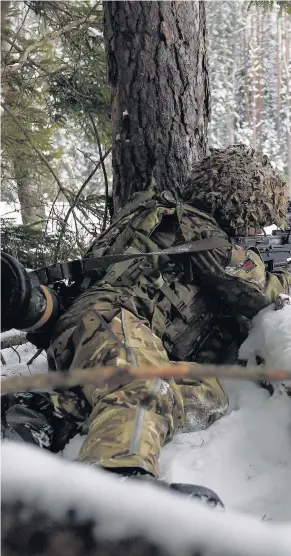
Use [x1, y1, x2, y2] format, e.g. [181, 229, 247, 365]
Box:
[159, 380, 170, 395]
[238, 295, 291, 370]
[2, 441, 291, 556]
[160, 381, 291, 521]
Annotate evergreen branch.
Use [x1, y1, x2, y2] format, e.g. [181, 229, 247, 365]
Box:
[2, 7, 30, 61]
[43, 1, 73, 18]
[2, 362, 291, 395]
[2, 34, 50, 73]
[16, 14, 98, 71]
[1, 102, 72, 209]
[53, 146, 111, 261]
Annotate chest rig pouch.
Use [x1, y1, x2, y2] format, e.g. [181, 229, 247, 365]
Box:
[28, 190, 230, 361]
[86, 191, 221, 361]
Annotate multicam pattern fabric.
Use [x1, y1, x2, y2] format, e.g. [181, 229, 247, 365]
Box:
[45, 192, 291, 473]
[5, 186, 291, 475]
[215, 246, 291, 318]
[49, 307, 227, 476]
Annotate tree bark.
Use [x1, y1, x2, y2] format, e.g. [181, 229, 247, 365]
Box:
[1, 1, 10, 48]
[104, 1, 210, 213]
[14, 163, 46, 228]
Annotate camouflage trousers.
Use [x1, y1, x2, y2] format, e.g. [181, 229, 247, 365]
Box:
[49, 306, 228, 477]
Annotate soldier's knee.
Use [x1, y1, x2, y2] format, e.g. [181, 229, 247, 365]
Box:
[177, 378, 228, 432]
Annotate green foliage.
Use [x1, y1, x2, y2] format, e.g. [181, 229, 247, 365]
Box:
[25, 1, 111, 141]
[2, 0, 111, 231]
[248, 1, 291, 15]
[1, 222, 85, 267]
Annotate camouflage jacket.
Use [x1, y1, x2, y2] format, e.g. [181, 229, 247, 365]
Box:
[53, 190, 291, 364]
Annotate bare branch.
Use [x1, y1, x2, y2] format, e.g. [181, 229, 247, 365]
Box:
[54, 146, 111, 261]
[88, 112, 110, 231]
[2, 362, 291, 396]
[27, 348, 43, 366]
[1, 333, 27, 350]
[10, 346, 21, 364]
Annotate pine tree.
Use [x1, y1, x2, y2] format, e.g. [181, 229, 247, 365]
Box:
[104, 1, 210, 212]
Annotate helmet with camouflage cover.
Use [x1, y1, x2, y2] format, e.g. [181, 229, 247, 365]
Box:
[183, 145, 288, 236]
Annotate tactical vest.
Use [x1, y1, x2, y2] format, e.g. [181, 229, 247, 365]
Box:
[30, 190, 231, 362]
[78, 190, 230, 362]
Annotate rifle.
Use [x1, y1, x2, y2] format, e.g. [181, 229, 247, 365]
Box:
[236, 228, 291, 271]
[2, 215, 290, 335]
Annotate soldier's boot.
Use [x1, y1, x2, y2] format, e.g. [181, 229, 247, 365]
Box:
[106, 467, 224, 509]
[170, 482, 224, 508]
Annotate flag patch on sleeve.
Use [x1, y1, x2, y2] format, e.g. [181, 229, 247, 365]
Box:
[241, 258, 257, 272]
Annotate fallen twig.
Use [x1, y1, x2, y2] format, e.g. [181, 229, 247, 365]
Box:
[1, 333, 27, 351]
[27, 348, 43, 367]
[1, 352, 7, 366]
[10, 346, 21, 364]
[1, 362, 291, 396]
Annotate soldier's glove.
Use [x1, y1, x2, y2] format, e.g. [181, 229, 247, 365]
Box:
[1, 252, 60, 338]
[1, 392, 80, 453]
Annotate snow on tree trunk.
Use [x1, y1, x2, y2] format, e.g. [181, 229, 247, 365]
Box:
[104, 1, 210, 213]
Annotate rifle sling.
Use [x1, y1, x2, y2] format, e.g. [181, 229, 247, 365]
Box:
[29, 236, 231, 287]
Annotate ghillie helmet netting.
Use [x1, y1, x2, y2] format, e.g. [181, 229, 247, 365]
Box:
[183, 145, 289, 236]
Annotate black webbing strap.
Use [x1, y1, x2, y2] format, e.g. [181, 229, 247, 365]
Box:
[28, 236, 231, 287]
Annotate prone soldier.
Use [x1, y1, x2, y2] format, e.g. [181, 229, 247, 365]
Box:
[2, 145, 291, 506]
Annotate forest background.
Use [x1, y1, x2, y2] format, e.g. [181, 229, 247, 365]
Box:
[1, 0, 290, 267]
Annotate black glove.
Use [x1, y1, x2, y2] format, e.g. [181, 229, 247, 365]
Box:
[2, 392, 79, 452]
[26, 331, 51, 350]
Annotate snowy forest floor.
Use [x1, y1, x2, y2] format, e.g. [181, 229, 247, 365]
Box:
[2, 339, 291, 523]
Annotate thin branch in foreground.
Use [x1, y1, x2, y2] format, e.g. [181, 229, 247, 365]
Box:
[88, 112, 110, 231]
[54, 146, 111, 261]
[1, 362, 291, 395]
[1, 353, 7, 366]
[10, 346, 21, 364]
[27, 348, 43, 367]
[1, 333, 27, 351]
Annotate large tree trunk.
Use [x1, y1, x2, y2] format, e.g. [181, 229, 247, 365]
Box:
[104, 1, 210, 213]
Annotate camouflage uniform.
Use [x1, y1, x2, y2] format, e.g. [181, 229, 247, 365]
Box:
[46, 184, 290, 476]
[5, 146, 291, 477]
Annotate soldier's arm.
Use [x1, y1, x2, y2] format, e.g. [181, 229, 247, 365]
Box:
[191, 238, 291, 319]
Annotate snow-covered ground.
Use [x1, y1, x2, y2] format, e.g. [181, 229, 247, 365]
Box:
[2, 297, 291, 524]
[3, 440, 291, 556]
